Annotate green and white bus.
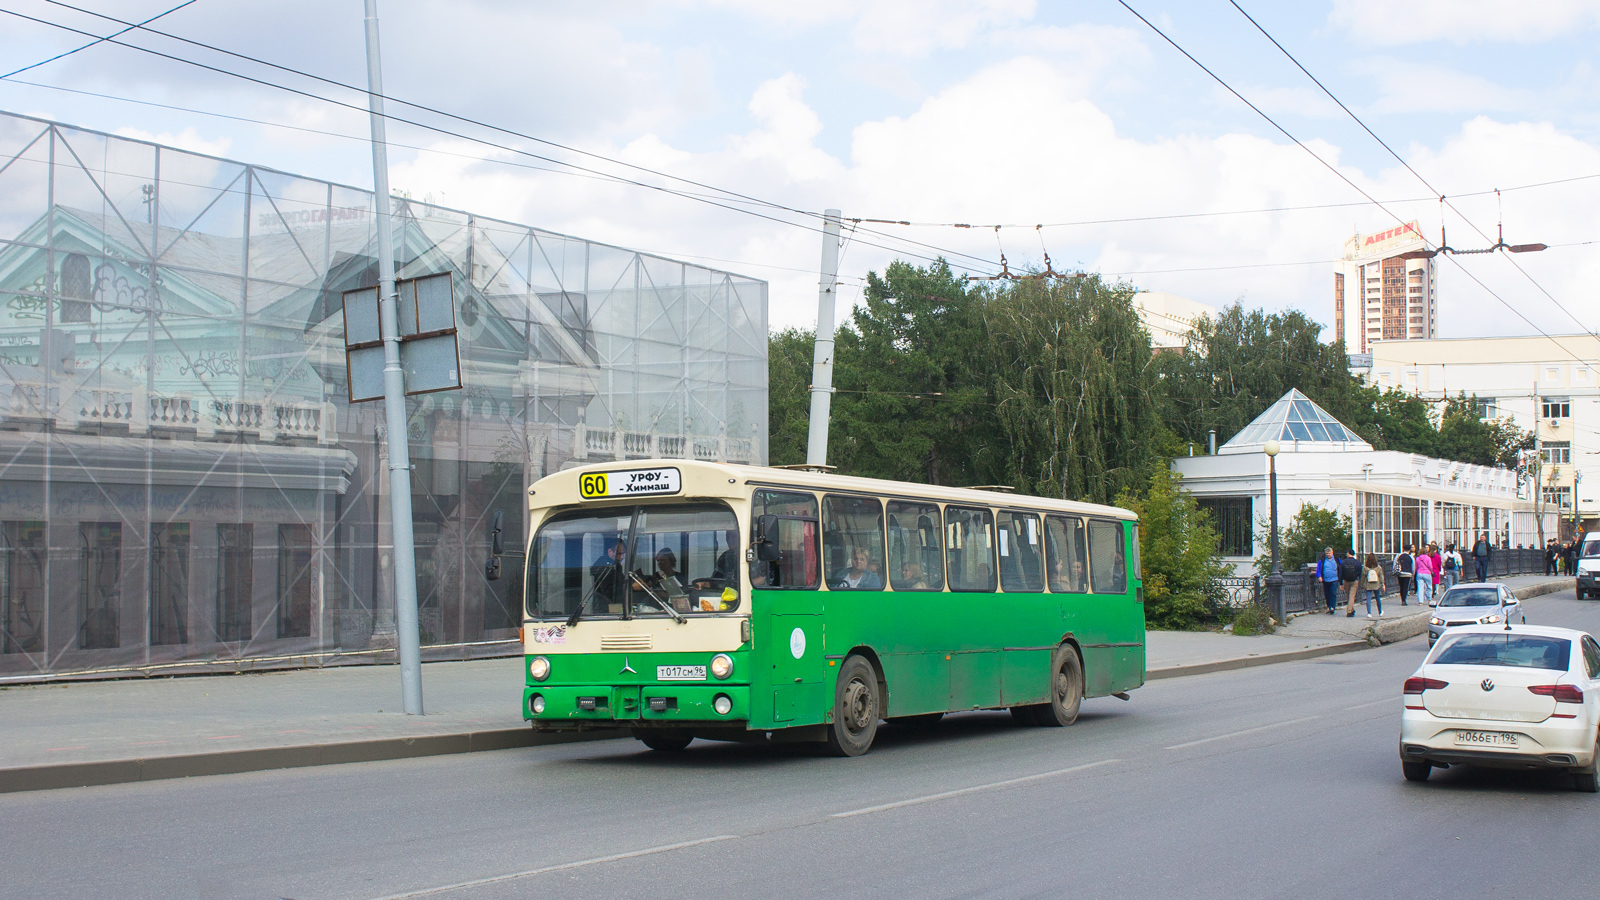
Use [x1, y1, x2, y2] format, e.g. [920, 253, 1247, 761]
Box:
[519, 460, 1144, 756]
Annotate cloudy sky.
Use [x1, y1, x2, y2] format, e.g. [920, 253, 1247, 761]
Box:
[2, 0, 1597, 338]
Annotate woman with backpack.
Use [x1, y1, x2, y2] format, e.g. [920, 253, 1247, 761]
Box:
[1362, 553, 1385, 619]
[1441, 543, 1460, 592]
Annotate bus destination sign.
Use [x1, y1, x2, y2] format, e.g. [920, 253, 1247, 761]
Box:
[579, 467, 682, 499]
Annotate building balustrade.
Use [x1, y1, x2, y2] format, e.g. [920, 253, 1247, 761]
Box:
[572, 422, 757, 465]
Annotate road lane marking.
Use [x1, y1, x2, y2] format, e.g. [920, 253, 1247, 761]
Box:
[830, 759, 1121, 819]
[360, 835, 738, 900]
[1342, 697, 1396, 712]
[1164, 715, 1321, 750]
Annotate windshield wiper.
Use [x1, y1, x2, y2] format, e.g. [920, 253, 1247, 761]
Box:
[566, 568, 615, 627]
[629, 571, 686, 624]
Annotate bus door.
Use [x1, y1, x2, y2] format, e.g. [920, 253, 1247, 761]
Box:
[997, 511, 1050, 707]
[946, 507, 1002, 710]
[752, 492, 826, 725]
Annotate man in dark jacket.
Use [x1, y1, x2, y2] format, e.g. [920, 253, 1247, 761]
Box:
[1472, 532, 1492, 582]
[1394, 547, 1414, 606]
[1338, 550, 1362, 617]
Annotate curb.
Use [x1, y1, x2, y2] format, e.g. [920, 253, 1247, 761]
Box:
[1146, 640, 1370, 680]
[0, 727, 624, 795]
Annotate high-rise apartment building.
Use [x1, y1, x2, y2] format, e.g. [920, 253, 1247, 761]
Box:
[1333, 221, 1436, 351]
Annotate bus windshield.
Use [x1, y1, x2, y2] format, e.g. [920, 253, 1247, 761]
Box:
[529, 502, 742, 620]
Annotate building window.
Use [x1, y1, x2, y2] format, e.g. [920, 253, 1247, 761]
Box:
[59, 253, 92, 324]
[1196, 497, 1253, 557]
[217, 524, 254, 642]
[1476, 397, 1497, 418]
[277, 524, 314, 638]
[1543, 442, 1571, 465]
[80, 522, 122, 649]
[1543, 486, 1573, 509]
[1542, 398, 1571, 419]
[2, 522, 46, 654]
[149, 523, 190, 646]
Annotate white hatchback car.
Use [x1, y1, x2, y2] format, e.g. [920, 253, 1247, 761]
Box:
[1399, 624, 1600, 792]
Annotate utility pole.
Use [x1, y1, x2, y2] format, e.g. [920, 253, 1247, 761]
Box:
[805, 209, 842, 468]
[364, 0, 423, 715]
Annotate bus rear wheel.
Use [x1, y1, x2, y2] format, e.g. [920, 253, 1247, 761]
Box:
[824, 655, 881, 757]
[636, 730, 693, 752]
[1032, 644, 1083, 727]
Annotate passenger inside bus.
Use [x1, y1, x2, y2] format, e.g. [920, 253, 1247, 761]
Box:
[898, 561, 929, 590]
[831, 547, 883, 589]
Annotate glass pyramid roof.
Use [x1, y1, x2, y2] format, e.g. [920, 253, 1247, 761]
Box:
[1217, 389, 1372, 454]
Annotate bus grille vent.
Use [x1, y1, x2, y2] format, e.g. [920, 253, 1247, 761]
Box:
[601, 634, 652, 651]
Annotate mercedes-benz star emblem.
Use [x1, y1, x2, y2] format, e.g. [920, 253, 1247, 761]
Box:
[620, 655, 636, 675]
[1481, 678, 1495, 692]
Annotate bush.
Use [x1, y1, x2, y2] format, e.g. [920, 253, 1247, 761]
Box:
[1117, 468, 1230, 630]
[1232, 605, 1275, 636]
[1256, 503, 1351, 576]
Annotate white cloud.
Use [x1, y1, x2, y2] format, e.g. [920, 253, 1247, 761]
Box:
[1354, 59, 1529, 115]
[111, 126, 231, 157]
[1329, 0, 1600, 44]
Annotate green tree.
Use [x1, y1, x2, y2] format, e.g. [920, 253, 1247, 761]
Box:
[766, 327, 815, 466]
[826, 260, 1001, 484]
[1257, 503, 1351, 575]
[1117, 468, 1229, 629]
[988, 275, 1171, 504]
[1433, 393, 1534, 467]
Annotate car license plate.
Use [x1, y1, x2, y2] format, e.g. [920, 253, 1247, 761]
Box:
[1455, 730, 1518, 748]
[657, 665, 705, 681]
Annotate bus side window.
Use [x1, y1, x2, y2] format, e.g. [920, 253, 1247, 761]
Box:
[750, 490, 819, 589]
[822, 495, 885, 590]
[997, 511, 1043, 592]
[887, 501, 943, 591]
[946, 506, 996, 592]
[1044, 515, 1088, 593]
[1087, 518, 1128, 594]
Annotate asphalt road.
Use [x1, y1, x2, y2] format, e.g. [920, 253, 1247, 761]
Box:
[5, 587, 1598, 900]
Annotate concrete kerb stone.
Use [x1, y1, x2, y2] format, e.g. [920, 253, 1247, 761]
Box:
[1146, 640, 1370, 680]
[0, 727, 625, 795]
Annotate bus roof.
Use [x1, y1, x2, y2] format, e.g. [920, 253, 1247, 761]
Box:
[533, 458, 1137, 521]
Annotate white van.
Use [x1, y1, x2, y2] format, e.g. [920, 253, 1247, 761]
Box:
[1578, 532, 1600, 600]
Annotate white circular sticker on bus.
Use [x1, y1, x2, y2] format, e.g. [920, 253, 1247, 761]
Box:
[789, 627, 806, 659]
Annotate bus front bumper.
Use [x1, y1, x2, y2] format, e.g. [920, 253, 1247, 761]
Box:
[524, 683, 751, 729]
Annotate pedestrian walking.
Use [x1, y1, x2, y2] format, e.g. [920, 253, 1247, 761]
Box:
[1472, 532, 1492, 582]
[1441, 543, 1460, 592]
[1317, 547, 1340, 615]
[1427, 542, 1443, 599]
[1415, 547, 1436, 606]
[1363, 553, 1385, 618]
[1394, 546, 1414, 606]
[1339, 549, 1362, 617]
[1545, 540, 1558, 576]
[1567, 540, 1580, 578]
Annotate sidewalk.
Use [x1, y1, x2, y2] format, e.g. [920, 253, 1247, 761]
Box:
[1147, 573, 1569, 678]
[1, 575, 1570, 793]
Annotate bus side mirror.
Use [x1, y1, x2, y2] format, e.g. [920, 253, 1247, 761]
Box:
[486, 509, 504, 581]
[755, 514, 781, 562]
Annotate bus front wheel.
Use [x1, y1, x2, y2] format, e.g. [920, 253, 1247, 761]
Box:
[1032, 644, 1083, 727]
[824, 655, 881, 757]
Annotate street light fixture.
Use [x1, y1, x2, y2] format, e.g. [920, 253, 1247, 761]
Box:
[1264, 439, 1284, 624]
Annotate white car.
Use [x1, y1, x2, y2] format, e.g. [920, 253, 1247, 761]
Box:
[1399, 624, 1600, 792]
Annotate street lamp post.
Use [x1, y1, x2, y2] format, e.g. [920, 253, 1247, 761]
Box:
[1265, 439, 1284, 624]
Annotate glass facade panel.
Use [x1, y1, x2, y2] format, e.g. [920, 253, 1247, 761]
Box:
[0, 112, 767, 679]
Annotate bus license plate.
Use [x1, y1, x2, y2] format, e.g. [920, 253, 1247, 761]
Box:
[657, 665, 706, 681]
[1455, 731, 1518, 748]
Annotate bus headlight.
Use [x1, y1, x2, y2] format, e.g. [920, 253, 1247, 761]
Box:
[529, 656, 551, 681]
[713, 694, 733, 716]
[530, 694, 545, 714]
[710, 653, 734, 680]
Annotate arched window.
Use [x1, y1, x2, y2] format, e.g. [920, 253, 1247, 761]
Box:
[60, 254, 92, 323]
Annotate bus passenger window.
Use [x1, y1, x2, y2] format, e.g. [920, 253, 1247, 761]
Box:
[750, 491, 819, 589]
[822, 495, 885, 590]
[1087, 518, 1128, 594]
[945, 506, 996, 592]
[997, 511, 1043, 592]
[1044, 515, 1088, 593]
[887, 502, 943, 591]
